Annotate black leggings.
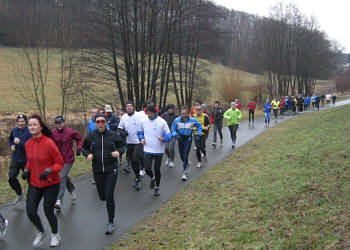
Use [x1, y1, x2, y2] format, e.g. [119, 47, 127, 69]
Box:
[8, 161, 26, 196]
[195, 135, 206, 162]
[126, 143, 144, 179]
[26, 183, 60, 234]
[93, 172, 118, 223]
[248, 110, 255, 123]
[228, 124, 239, 143]
[144, 154, 163, 187]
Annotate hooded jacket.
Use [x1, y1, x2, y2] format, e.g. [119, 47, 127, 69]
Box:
[223, 108, 242, 126]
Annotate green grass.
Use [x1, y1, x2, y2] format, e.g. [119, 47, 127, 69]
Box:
[0, 156, 91, 204]
[108, 104, 350, 249]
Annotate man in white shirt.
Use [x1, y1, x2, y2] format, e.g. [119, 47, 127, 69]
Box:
[137, 106, 172, 196]
[118, 101, 145, 191]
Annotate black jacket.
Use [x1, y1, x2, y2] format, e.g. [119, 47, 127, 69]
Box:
[162, 111, 178, 129]
[82, 129, 126, 173]
[106, 113, 120, 132]
[210, 107, 224, 124]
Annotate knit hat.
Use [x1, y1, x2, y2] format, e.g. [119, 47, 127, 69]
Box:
[17, 114, 27, 123]
[146, 105, 156, 113]
[94, 113, 106, 121]
[54, 116, 65, 123]
[126, 100, 133, 106]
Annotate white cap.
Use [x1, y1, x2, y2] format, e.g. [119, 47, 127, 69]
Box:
[105, 104, 113, 113]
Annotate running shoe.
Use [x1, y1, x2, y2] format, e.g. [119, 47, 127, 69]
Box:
[154, 187, 160, 196]
[55, 200, 62, 211]
[92, 180, 96, 185]
[164, 158, 169, 166]
[0, 219, 8, 237]
[105, 223, 115, 234]
[139, 169, 145, 177]
[232, 143, 235, 149]
[50, 233, 61, 247]
[182, 173, 188, 181]
[12, 194, 24, 206]
[69, 190, 76, 201]
[32, 230, 47, 247]
[168, 161, 175, 168]
[195, 162, 202, 168]
[212, 142, 216, 147]
[122, 166, 131, 174]
[149, 178, 155, 189]
[133, 179, 141, 191]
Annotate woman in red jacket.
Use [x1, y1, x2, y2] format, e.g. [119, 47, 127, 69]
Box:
[247, 98, 256, 126]
[22, 114, 63, 248]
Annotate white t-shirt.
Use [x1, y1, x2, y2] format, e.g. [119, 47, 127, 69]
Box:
[118, 112, 145, 144]
[326, 94, 331, 100]
[139, 116, 170, 154]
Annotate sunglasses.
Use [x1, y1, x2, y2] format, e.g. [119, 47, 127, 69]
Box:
[95, 120, 106, 125]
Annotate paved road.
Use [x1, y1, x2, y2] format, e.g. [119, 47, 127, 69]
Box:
[1, 100, 349, 249]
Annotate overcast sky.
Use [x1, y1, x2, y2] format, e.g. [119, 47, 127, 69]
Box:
[214, 0, 350, 53]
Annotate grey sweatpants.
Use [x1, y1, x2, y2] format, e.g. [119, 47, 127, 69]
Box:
[57, 163, 75, 202]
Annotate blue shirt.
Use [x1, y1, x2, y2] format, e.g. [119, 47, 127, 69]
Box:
[171, 116, 201, 139]
[9, 126, 31, 163]
[264, 103, 272, 113]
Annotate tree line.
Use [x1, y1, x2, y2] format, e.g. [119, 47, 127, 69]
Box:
[0, 0, 345, 118]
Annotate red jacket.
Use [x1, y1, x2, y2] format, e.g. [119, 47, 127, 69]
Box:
[279, 99, 284, 108]
[143, 106, 160, 114]
[247, 102, 256, 111]
[25, 135, 64, 188]
[51, 127, 82, 164]
[236, 102, 242, 111]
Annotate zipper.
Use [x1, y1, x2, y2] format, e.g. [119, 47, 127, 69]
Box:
[101, 134, 104, 172]
[34, 141, 40, 188]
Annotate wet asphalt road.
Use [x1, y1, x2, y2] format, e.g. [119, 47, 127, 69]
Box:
[1, 100, 349, 249]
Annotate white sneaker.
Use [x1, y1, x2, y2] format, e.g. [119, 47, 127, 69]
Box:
[50, 233, 61, 247]
[195, 162, 202, 168]
[12, 194, 24, 205]
[168, 161, 175, 168]
[181, 173, 187, 181]
[32, 231, 47, 247]
[55, 200, 62, 210]
[139, 169, 145, 176]
[0, 219, 8, 237]
[164, 158, 169, 166]
[69, 190, 76, 201]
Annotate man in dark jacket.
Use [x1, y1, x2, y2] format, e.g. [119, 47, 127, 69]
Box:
[104, 104, 120, 132]
[51, 116, 82, 211]
[82, 113, 126, 235]
[162, 104, 178, 167]
[8, 114, 31, 205]
[210, 101, 224, 147]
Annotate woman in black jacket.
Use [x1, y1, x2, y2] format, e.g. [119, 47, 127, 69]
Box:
[82, 113, 126, 235]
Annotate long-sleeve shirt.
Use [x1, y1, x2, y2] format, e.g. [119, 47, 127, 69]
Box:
[51, 127, 82, 164]
[171, 116, 201, 139]
[137, 115, 171, 155]
[223, 108, 242, 126]
[118, 112, 145, 144]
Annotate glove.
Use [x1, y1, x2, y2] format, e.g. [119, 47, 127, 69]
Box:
[39, 168, 52, 180]
[194, 134, 200, 141]
[76, 150, 81, 156]
[22, 169, 30, 180]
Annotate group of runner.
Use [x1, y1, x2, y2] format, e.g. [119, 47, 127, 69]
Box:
[1, 93, 335, 247]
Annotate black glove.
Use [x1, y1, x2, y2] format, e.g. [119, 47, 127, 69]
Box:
[76, 150, 81, 156]
[22, 169, 30, 180]
[39, 168, 52, 180]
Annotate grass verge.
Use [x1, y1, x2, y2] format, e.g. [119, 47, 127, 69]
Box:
[109, 104, 350, 249]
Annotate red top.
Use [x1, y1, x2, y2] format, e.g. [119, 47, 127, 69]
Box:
[247, 102, 256, 111]
[25, 135, 64, 188]
[279, 98, 284, 108]
[236, 102, 242, 111]
[143, 106, 160, 114]
[51, 127, 82, 164]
